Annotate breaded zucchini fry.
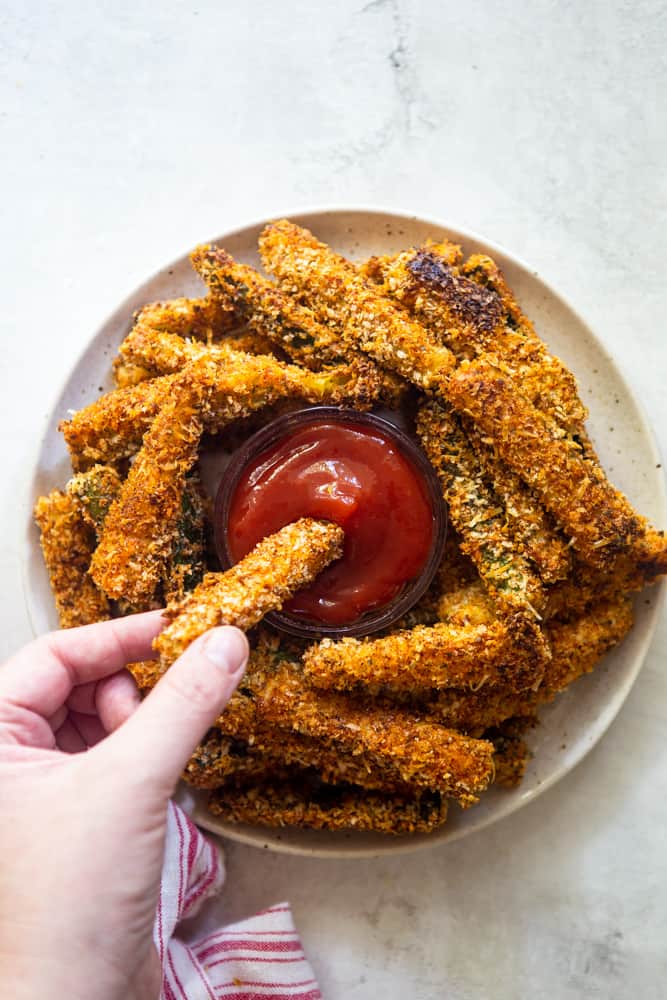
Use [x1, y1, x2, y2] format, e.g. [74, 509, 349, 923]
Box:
[34, 490, 109, 627]
[61, 374, 176, 471]
[447, 358, 644, 568]
[132, 295, 234, 341]
[259, 220, 456, 390]
[185, 726, 415, 793]
[369, 245, 586, 433]
[302, 616, 545, 695]
[208, 775, 448, 835]
[154, 518, 344, 668]
[416, 399, 546, 617]
[91, 364, 206, 604]
[66, 464, 123, 531]
[418, 595, 634, 733]
[243, 651, 494, 806]
[118, 322, 235, 375]
[545, 529, 667, 620]
[191, 246, 404, 406]
[61, 351, 367, 471]
[464, 422, 572, 584]
[163, 475, 208, 602]
[117, 324, 383, 411]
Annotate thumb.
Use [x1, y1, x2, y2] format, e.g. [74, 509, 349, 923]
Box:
[97, 626, 248, 793]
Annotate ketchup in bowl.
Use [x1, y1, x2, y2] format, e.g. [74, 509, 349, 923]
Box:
[215, 407, 446, 638]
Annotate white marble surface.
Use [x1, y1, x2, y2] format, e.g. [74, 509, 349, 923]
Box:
[2, 2, 666, 997]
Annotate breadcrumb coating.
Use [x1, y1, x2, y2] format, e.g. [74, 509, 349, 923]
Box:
[416, 595, 634, 733]
[62, 350, 365, 470]
[447, 358, 643, 568]
[184, 726, 414, 794]
[259, 220, 456, 390]
[416, 398, 546, 618]
[90, 364, 205, 604]
[370, 245, 586, 432]
[302, 615, 545, 695]
[240, 650, 494, 806]
[154, 518, 344, 669]
[464, 420, 572, 584]
[66, 464, 123, 531]
[34, 490, 109, 627]
[191, 244, 405, 406]
[208, 775, 448, 835]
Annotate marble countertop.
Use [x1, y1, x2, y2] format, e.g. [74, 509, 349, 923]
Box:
[2, 2, 666, 997]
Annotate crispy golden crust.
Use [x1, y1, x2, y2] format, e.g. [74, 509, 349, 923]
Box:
[416, 399, 546, 617]
[447, 358, 643, 568]
[118, 325, 383, 413]
[259, 220, 456, 391]
[184, 726, 414, 793]
[34, 490, 110, 628]
[240, 650, 494, 806]
[62, 350, 368, 471]
[132, 296, 235, 340]
[191, 245, 405, 407]
[66, 464, 123, 531]
[464, 421, 572, 584]
[163, 475, 207, 602]
[546, 529, 667, 620]
[364, 245, 586, 432]
[416, 596, 634, 733]
[60, 374, 177, 471]
[90, 365, 205, 604]
[302, 616, 545, 695]
[208, 776, 448, 835]
[486, 722, 532, 788]
[436, 578, 498, 627]
[154, 519, 344, 669]
[118, 321, 236, 375]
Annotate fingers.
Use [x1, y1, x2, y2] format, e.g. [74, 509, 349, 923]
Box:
[95, 670, 141, 734]
[96, 627, 248, 795]
[0, 611, 164, 721]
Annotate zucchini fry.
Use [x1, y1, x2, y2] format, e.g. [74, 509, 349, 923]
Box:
[131, 295, 234, 341]
[154, 518, 344, 668]
[61, 374, 176, 471]
[546, 528, 667, 620]
[302, 615, 546, 695]
[418, 595, 634, 733]
[185, 726, 414, 793]
[34, 490, 109, 627]
[91, 364, 206, 604]
[464, 421, 572, 584]
[66, 464, 123, 531]
[190, 245, 404, 405]
[259, 219, 456, 391]
[416, 398, 546, 618]
[61, 350, 368, 471]
[163, 475, 208, 602]
[242, 650, 494, 806]
[447, 358, 644, 568]
[208, 775, 448, 835]
[117, 324, 383, 411]
[369, 245, 586, 432]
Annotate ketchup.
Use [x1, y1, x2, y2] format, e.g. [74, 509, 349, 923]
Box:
[225, 418, 436, 626]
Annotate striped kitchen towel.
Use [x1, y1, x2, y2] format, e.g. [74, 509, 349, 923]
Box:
[155, 801, 322, 1000]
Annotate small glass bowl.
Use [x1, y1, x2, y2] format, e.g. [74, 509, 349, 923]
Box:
[214, 406, 447, 639]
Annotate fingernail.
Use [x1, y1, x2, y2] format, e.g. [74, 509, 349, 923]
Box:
[203, 627, 249, 676]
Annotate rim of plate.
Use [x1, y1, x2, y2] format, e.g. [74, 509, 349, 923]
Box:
[22, 205, 667, 859]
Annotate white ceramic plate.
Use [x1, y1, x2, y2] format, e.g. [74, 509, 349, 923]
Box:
[24, 208, 666, 858]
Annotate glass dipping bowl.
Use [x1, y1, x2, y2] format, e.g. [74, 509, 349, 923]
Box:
[214, 406, 447, 639]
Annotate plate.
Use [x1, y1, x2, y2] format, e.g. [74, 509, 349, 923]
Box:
[23, 208, 667, 857]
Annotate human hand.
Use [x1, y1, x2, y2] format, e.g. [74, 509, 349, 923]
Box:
[0, 613, 248, 1000]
